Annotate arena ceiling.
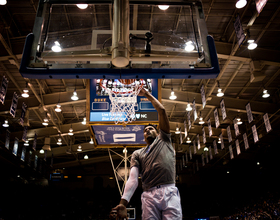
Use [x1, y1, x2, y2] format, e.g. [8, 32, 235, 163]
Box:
[0, 0, 280, 178]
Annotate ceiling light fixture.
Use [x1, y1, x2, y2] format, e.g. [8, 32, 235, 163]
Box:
[68, 125, 74, 136]
[236, 117, 243, 125]
[186, 103, 192, 111]
[77, 145, 82, 152]
[217, 81, 224, 97]
[82, 117, 86, 125]
[175, 125, 180, 134]
[184, 41, 195, 52]
[84, 155, 89, 159]
[0, 0, 7, 5]
[76, 4, 88, 9]
[186, 137, 191, 143]
[71, 89, 79, 101]
[42, 113, 49, 126]
[2, 120, 9, 127]
[169, 88, 177, 100]
[89, 138, 94, 144]
[262, 89, 270, 98]
[158, 5, 169, 10]
[204, 147, 209, 152]
[199, 112, 204, 124]
[24, 140, 29, 146]
[39, 149, 44, 154]
[55, 103, 62, 112]
[218, 138, 221, 144]
[248, 40, 257, 50]
[235, 0, 247, 9]
[22, 83, 29, 98]
[57, 137, 62, 145]
[51, 41, 62, 52]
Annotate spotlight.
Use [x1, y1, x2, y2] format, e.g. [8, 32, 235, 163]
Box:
[82, 117, 86, 125]
[55, 103, 62, 112]
[186, 137, 191, 143]
[76, 4, 88, 9]
[77, 145, 82, 152]
[39, 149, 44, 154]
[262, 89, 270, 98]
[2, 120, 9, 127]
[68, 127, 74, 136]
[22, 82, 29, 98]
[235, 0, 247, 9]
[236, 117, 243, 125]
[218, 138, 221, 144]
[175, 126, 180, 134]
[0, 0, 7, 5]
[158, 5, 169, 10]
[84, 155, 89, 159]
[24, 140, 29, 146]
[204, 147, 209, 152]
[198, 117, 204, 124]
[186, 103, 192, 111]
[71, 89, 79, 101]
[248, 40, 257, 50]
[217, 88, 224, 97]
[51, 41, 62, 52]
[184, 41, 195, 52]
[57, 138, 62, 145]
[169, 89, 177, 100]
[89, 138, 94, 144]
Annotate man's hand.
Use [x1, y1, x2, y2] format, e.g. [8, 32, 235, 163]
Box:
[138, 87, 148, 97]
[112, 204, 127, 220]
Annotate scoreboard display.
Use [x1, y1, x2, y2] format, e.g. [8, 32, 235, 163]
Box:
[89, 79, 159, 123]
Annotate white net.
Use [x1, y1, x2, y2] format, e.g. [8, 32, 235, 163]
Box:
[102, 79, 144, 124]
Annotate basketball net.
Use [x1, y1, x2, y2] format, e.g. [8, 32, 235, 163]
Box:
[100, 79, 145, 125]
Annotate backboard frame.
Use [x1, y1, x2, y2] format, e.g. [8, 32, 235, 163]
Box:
[20, 0, 220, 79]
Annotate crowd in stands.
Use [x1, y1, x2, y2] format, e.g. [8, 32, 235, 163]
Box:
[222, 191, 280, 220]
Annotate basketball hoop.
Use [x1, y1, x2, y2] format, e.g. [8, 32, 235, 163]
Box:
[100, 79, 145, 125]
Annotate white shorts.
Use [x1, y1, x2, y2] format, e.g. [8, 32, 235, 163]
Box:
[141, 184, 182, 220]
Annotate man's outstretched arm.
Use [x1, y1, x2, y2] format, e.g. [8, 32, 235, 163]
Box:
[138, 88, 170, 134]
[113, 166, 139, 218]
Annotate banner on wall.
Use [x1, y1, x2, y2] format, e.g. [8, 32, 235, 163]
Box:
[205, 151, 209, 163]
[263, 113, 272, 133]
[200, 84, 206, 109]
[252, 125, 259, 143]
[184, 120, 188, 138]
[192, 99, 197, 121]
[13, 137, 19, 156]
[234, 15, 246, 46]
[227, 126, 232, 143]
[10, 92, 18, 118]
[220, 133, 224, 150]
[208, 118, 212, 137]
[33, 133, 37, 151]
[20, 103, 28, 126]
[21, 146, 26, 161]
[197, 134, 200, 150]
[201, 154, 205, 166]
[220, 99, 227, 120]
[233, 118, 240, 137]
[193, 140, 197, 154]
[246, 102, 253, 123]
[22, 126, 28, 142]
[209, 146, 213, 160]
[229, 145, 234, 159]
[5, 130, 10, 150]
[187, 112, 191, 130]
[214, 108, 220, 128]
[243, 133, 249, 150]
[202, 127, 206, 144]
[236, 139, 241, 155]
[0, 75, 9, 104]
[255, 0, 268, 14]
[213, 139, 218, 154]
